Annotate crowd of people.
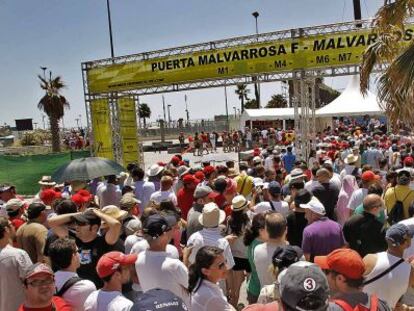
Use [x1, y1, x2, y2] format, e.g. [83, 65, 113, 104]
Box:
[3, 121, 414, 311]
[181, 128, 296, 155]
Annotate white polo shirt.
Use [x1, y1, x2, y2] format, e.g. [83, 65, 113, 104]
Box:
[55, 270, 96, 311]
[186, 227, 235, 268]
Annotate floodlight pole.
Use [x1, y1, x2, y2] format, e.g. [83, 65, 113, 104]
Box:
[106, 0, 115, 58]
[252, 11, 261, 108]
[353, 0, 362, 28]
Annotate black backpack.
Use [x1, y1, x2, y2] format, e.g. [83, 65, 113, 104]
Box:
[55, 276, 82, 297]
[388, 189, 412, 225]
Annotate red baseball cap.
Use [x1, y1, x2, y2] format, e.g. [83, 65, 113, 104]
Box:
[182, 174, 199, 185]
[203, 165, 216, 176]
[194, 171, 205, 181]
[24, 263, 54, 280]
[314, 249, 365, 279]
[404, 156, 414, 166]
[96, 251, 137, 278]
[361, 171, 380, 182]
[170, 156, 180, 166]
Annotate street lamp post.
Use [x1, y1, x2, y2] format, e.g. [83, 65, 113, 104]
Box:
[185, 95, 190, 126]
[252, 11, 261, 108]
[233, 106, 237, 119]
[167, 104, 172, 127]
[224, 85, 229, 131]
[42, 114, 46, 129]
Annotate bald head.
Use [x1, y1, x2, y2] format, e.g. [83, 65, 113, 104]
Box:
[316, 168, 330, 183]
[363, 194, 383, 212]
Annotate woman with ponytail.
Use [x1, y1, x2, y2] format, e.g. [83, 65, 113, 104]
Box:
[189, 246, 235, 311]
[243, 213, 267, 304]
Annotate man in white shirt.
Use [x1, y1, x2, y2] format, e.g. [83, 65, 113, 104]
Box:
[84, 251, 137, 311]
[149, 176, 177, 206]
[131, 167, 155, 210]
[0, 216, 33, 311]
[340, 154, 360, 181]
[96, 175, 122, 208]
[254, 212, 288, 287]
[253, 181, 289, 216]
[49, 238, 96, 311]
[184, 202, 235, 269]
[135, 214, 190, 306]
[348, 171, 379, 211]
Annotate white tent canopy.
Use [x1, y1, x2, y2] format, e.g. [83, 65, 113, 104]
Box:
[241, 108, 296, 121]
[316, 75, 384, 117]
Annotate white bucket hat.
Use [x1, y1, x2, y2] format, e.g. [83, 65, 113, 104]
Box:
[231, 195, 249, 212]
[198, 202, 226, 228]
[147, 164, 164, 177]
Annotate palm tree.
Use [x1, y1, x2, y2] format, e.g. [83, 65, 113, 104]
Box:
[360, 0, 414, 128]
[266, 94, 288, 108]
[138, 103, 151, 128]
[37, 73, 69, 152]
[235, 84, 250, 112]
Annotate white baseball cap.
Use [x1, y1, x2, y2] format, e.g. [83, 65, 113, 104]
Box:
[300, 198, 325, 215]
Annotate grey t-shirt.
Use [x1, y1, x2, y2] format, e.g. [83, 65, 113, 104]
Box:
[0, 245, 32, 311]
[186, 203, 204, 238]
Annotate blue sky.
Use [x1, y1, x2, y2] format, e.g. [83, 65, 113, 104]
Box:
[0, 0, 384, 128]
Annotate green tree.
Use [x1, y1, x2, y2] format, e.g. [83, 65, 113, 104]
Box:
[37, 73, 69, 152]
[244, 99, 259, 109]
[235, 83, 250, 112]
[266, 94, 288, 108]
[360, 0, 414, 127]
[139, 103, 151, 127]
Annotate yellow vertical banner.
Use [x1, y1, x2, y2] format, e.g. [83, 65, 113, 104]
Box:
[90, 99, 114, 160]
[118, 97, 139, 167]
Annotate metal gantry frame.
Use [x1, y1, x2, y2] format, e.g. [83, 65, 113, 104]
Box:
[82, 18, 384, 162]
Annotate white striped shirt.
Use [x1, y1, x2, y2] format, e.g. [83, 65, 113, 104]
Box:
[187, 228, 235, 268]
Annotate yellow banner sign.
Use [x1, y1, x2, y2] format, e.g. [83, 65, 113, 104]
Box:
[118, 97, 139, 167]
[87, 26, 414, 94]
[90, 99, 114, 160]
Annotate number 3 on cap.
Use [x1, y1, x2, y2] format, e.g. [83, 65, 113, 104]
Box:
[303, 278, 316, 291]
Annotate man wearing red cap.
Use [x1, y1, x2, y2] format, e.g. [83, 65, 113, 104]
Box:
[83, 251, 137, 311]
[202, 165, 217, 188]
[177, 174, 199, 220]
[347, 171, 380, 212]
[403, 156, 414, 176]
[315, 249, 390, 311]
[18, 263, 71, 311]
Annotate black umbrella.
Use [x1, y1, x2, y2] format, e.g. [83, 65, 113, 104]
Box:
[52, 157, 125, 182]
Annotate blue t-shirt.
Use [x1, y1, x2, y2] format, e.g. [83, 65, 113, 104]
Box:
[283, 153, 296, 173]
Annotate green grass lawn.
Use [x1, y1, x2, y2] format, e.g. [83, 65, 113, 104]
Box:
[0, 150, 90, 195]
